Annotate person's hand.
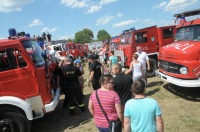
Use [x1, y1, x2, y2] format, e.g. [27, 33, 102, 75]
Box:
[147, 67, 150, 71]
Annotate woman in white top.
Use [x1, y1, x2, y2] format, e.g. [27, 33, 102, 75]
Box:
[125, 54, 144, 82]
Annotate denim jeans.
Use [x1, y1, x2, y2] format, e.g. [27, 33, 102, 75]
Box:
[96, 126, 109, 132]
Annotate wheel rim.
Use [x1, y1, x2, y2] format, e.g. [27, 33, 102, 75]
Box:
[0, 119, 16, 132]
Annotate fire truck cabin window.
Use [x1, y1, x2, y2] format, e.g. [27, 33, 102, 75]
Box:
[0, 48, 18, 71]
[121, 33, 132, 44]
[17, 51, 27, 67]
[163, 28, 174, 39]
[135, 32, 148, 44]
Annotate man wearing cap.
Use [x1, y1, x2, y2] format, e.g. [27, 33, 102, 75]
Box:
[58, 57, 86, 116]
[88, 54, 104, 90]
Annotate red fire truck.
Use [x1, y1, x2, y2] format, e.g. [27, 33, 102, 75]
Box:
[0, 29, 60, 132]
[115, 25, 176, 77]
[155, 9, 200, 87]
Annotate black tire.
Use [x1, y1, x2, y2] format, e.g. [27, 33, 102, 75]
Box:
[147, 59, 158, 78]
[0, 112, 31, 132]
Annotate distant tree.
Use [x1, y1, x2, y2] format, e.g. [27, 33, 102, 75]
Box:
[67, 38, 73, 42]
[97, 30, 111, 41]
[74, 28, 94, 43]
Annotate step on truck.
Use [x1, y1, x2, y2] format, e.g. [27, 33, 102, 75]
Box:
[0, 29, 60, 132]
[155, 9, 200, 87]
[115, 25, 176, 77]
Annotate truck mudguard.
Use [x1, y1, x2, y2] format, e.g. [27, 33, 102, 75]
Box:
[0, 96, 33, 120]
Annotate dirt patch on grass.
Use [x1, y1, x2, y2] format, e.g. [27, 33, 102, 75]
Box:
[31, 64, 200, 132]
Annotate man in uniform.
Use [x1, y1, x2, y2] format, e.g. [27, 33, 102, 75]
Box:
[88, 54, 103, 90]
[58, 57, 85, 116]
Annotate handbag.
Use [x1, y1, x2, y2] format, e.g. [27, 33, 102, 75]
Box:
[96, 90, 122, 132]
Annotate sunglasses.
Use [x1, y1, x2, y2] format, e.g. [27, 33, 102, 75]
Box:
[107, 82, 115, 84]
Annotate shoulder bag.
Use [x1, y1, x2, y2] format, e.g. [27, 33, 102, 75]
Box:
[96, 90, 122, 132]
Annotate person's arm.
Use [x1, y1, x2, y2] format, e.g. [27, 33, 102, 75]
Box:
[88, 99, 94, 116]
[81, 66, 84, 74]
[147, 60, 150, 71]
[140, 63, 145, 78]
[89, 71, 94, 82]
[145, 53, 150, 71]
[58, 60, 64, 67]
[124, 117, 131, 132]
[101, 64, 104, 75]
[78, 75, 84, 88]
[156, 115, 164, 132]
[115, 103, 123, 123]
[109, 60, 112, 72]
[125, 62, 133, 74]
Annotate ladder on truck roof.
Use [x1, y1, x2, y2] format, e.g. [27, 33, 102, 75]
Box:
[174, 8, 200, 18]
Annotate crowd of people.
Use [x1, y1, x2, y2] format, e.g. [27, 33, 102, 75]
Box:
[51, 45, 164, 132]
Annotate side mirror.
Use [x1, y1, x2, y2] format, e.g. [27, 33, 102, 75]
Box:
[41, 50, 48, 59]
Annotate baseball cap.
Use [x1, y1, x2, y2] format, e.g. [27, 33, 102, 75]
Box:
[88, 54, 99, 59]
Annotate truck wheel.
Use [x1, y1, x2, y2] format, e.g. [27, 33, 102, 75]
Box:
[147, 59, 158, 78]
[0, 112, 31, 132]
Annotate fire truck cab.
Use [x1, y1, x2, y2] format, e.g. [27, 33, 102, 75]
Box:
[115, 25, 176, 77]
[0, 29, 60, 132]
[156, 9, 200, 87]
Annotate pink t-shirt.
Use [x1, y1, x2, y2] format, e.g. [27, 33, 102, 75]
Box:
[90, 89, 120, 128]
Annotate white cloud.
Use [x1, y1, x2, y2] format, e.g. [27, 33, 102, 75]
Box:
[60, 0, 88, 8]
[96, 16, 114, 26]
[41, 27, 59, 33]
[86, 5, 102, 14]
[143, 18, 151, 23]
[100, 0, 118, 5]
[29, 19, 43, 27]
[153, 1, 167, 9]
[0, 0, 34, 13]
[60, 34, 74, 40]
[153, 0, 198, 12]
[165, 0, 198, 12]
[117, 13, 123, 17]
[112, 18, 139, 28]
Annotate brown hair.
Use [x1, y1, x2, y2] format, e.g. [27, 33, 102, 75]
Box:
[99, 74, 113, 85]
[131, 79, 146, 95]
[113, 63, 122, 72]
[132, 54, 138, 59]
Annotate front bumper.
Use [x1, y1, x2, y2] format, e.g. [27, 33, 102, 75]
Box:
[45, 88, 60, 113]
[155, 69, 200, 87]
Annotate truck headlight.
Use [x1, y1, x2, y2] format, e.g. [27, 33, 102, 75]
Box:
[180, 67, 188, 74]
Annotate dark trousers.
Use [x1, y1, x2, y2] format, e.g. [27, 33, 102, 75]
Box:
[92, 79, 100, 90]
[63, 84, 84, 110]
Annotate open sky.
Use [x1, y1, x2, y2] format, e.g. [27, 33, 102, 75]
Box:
[0, 0, 200, 40]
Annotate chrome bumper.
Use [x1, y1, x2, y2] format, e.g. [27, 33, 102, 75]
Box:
[155, 69, 200, 87]
[45, 88, 60, 113]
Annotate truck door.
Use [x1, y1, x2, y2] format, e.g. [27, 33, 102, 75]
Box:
[0, 46, 37, 98]
[133, 26, 158, 54]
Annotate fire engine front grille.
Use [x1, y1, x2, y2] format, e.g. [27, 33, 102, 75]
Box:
[159, 60, 182, 74]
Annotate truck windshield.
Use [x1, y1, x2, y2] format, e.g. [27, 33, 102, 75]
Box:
[175, 25, 200, 41]
[22, 40, 45, 67]
[120, 32, 132, 44]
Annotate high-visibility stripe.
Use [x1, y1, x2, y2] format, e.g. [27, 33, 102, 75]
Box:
[79, 104, 85, 107]
[69, 106, 75, 109]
